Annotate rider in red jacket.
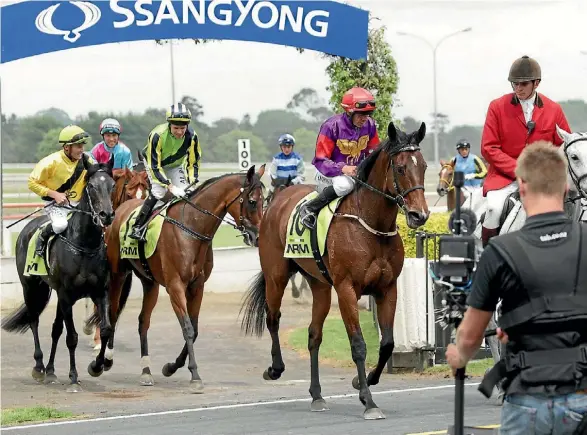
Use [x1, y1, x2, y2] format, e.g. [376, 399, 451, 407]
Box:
[480, 55, 570, 246]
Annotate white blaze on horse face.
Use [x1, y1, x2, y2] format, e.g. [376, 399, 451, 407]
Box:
[411, 156, 418, 166]
[136, 188, 143, 199]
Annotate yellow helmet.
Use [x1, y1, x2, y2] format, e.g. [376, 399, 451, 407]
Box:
[59, 125, 89, 146]
[166, 102, 192, 125]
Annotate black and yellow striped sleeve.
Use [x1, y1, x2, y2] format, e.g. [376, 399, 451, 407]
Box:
[473, 155, 488, 179]
[186, 132, 201, 183]
[146, 132, 170, 186]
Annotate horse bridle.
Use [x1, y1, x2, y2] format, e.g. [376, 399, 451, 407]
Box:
[351, 144, 425, 211]
[61, 169, 111, 228]
[564, 137, 587, 199]
[175, 174, 262, 238]
[438, 163, 455, 192]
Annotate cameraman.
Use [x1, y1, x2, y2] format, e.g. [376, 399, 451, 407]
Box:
[446, 141, 587, 435]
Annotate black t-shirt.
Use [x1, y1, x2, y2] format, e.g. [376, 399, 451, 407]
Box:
[466, 211, 587, 396]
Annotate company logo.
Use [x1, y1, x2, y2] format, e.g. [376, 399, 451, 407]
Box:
[539, 231, 567, 242]
[35, 1, 101, 43]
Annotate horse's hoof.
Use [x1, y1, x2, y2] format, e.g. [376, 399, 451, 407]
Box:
[363, 407, 386, 420]
[87, 361, 103, 378]
[66, 383, 82, 393]
[140, 373, 155, 386]
[352, 375, 361, 390]
[190, 380, 204, 394]
[83, 323, 94, 336]
[162, 363, 175, 378]
[44, 373, 58, 384]
[262, 368, 280, 381]
[104, 358, 113, 372]
[31, 368, 45, 383]
[310, 399, 329, 412]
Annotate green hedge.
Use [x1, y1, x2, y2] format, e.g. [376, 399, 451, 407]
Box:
[397, 212, 451, 259]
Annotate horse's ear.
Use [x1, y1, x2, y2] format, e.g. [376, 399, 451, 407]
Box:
[387, 121, 398, 144]
[257, 163, 266, 178]
[556, 124, 571, 143]
[416, 122, 426, 143]
[137, 150, 144, 162]
[82, 152, 91, 171]
[440, 159, 447, 165]
[246, 165, 256, 183]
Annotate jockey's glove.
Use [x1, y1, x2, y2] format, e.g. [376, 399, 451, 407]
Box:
[169, 184, 187, 198]
[464, 173, 475, 180]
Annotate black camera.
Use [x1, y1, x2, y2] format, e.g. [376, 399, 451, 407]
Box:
[429, 171, 481, 328]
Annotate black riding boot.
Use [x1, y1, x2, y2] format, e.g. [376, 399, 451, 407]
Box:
[299, 185, 339, 229]
[128, 196, 158, 241]
[35, 224, 55, 257]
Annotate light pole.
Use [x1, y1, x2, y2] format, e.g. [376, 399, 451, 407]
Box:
[397, 27, 472, 163]
[169, 40, 176, 103]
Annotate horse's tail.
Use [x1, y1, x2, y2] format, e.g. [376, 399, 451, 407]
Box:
[85, 273, 133, 329]
[239, 271, 267, 338]
[1, 300, 46, 334]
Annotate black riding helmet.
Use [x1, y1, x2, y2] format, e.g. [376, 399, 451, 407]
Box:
[456, 139, 471, 150]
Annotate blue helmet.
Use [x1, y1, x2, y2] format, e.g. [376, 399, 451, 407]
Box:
[278, 134, 295, 147]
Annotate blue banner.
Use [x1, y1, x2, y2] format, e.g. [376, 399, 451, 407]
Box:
[0, 1, 369, 64]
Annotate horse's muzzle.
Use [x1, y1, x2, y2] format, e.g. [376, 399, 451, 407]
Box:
[99, 211, 115, 227]
[406, 210, 429, 229]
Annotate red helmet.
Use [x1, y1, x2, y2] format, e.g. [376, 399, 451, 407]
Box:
[341, 87, 376, 114]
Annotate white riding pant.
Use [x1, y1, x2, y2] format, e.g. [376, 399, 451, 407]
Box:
[483, 181, 519, 229]
[43, 203, 74, 234]
[315, 172, 355, 196]
[146, 166, 188, 201]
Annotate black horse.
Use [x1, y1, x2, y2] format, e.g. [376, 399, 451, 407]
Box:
[2, 154, 116, 392]
[265, 175, 310, 300]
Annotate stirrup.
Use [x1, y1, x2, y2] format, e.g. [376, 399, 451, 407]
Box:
[128, 225, 146, 241]
[300, 210, 317, 230]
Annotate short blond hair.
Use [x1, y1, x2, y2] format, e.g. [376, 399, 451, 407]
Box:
[515, 141, 567, 196]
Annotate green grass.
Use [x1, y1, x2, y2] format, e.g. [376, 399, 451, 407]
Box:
[285, 311, 493, 376]
[1, 406, 73, 426]
[287, 311, 381, 368]
[2, 168, 31, 174]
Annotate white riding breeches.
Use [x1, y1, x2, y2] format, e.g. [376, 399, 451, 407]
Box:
[315, 172, 355, 197]
[44, 204, 70, 234]
[483, 181, 519, 229]
[146, 166, 188, 200]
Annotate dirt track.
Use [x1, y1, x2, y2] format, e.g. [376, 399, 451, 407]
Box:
[1, 291, 361, 417]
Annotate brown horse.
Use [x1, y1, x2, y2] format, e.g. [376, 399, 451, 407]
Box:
[436, 159, 465, 211]
[240, 122, 429, 419]
[265, 175, 310, 300]
[87, 165, 265, 391]
[84, 167, 150, 349]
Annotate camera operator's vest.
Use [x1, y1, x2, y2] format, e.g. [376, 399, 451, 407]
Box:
[479, 221, 587, 397]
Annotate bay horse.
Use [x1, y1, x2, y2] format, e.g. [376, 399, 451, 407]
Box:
[86, 165, 266, 391]
[2, 155, 116, 392]
[84, 166, 150, 350]
[240, 122, 430, 419]
[436, 159, 465, 211]
[265, 175, 310, 300]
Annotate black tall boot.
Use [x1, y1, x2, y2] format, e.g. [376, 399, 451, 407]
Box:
[35, 224, 55, 257]
[128, 196, 158, 241]
[299, 185, 339, 230]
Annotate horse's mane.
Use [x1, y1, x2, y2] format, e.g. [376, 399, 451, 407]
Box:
[356, 132, 411, 183]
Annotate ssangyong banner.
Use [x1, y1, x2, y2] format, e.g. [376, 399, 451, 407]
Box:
[0, 0, 369, 64]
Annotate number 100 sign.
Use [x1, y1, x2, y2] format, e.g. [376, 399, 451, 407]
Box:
[238, 139, 252, 170]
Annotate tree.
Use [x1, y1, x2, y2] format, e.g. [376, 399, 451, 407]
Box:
[286, 88, 333, 123]
[36, 128, 63, 160]
[322, 25, 399, 140]
[180, 95, 204, 121]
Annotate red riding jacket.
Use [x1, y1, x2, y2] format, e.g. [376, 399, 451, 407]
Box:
[480, 92, 570, 195]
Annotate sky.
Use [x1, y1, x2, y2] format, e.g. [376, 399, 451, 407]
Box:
[0, 0, 586, 130]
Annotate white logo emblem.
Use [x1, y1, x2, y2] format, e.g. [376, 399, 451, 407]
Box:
[35, 1, 101, 43]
